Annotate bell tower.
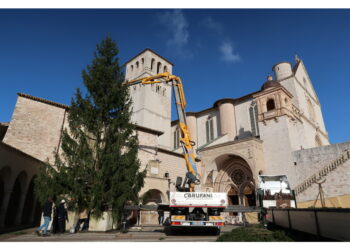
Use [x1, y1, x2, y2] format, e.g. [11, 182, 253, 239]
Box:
[125, 49, 174, 149]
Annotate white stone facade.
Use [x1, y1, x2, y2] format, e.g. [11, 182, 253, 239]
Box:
[1, 49, 349, 232]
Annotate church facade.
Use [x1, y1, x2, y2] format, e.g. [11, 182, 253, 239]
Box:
[1, 48, 349, 231]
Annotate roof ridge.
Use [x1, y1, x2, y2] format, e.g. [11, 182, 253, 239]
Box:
[124, 48, 174, 66]
[18, 93, 70, 109]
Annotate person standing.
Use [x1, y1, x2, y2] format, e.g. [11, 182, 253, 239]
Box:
[57, 200, 69, 233]
[36, 197, 53, 236]
[158, 210, 164, 225]
[74, 209, 89, 232]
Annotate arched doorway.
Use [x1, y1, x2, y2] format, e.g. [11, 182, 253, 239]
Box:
[140, 189, 166, 225]
[5, 177, 21, 227]
[213, 154, 256, 223]
[21, 176, 41, 226]
[5, 171, 27, 227]
[227, 185, 239, 206]
[241, 183, 256, 206]
[142, 189, 165, 205]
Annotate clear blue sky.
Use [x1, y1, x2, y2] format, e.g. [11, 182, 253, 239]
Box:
[0, 9, 349, 144]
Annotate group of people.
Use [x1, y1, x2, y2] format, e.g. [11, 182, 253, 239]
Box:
[36, 197, 89, 236]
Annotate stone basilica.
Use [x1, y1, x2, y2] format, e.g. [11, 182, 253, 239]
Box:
[1, 49, 349, 231]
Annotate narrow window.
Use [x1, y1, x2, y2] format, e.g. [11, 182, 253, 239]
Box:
[141, 58, 144, 65]
[266, 99, 275, 111]
[206, 118, 214, 143]
[136, 61, 139, 69]
[157, 62, 161, 74]
[131, 65, 133, 72]
[249, 102, 259, 136]
[164, 66, 168, 72]
[173, 128, 180, 149]
[151, 58, 155, 71]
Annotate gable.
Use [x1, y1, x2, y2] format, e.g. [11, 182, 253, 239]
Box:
[293, 60, 320, 104]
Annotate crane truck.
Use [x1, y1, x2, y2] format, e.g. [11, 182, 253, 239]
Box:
[125, 72, 228, 235]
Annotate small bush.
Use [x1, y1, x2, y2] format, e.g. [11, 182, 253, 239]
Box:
[216, 225, 293, 242]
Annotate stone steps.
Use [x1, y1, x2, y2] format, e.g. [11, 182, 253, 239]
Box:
[295, 149, 350, 195]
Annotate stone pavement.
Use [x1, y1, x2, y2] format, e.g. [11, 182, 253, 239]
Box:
[1, 225, 240, 242]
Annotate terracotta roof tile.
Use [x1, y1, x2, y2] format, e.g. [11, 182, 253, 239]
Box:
[18, 93, 70, 109]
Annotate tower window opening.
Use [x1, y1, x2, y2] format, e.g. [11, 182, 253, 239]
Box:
[266, 99, 276, 111]
[157, 62, 162, 74]
[151, 58, 155, 71]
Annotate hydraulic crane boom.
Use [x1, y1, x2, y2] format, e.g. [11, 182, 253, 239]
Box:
[125, 72, 200, 191]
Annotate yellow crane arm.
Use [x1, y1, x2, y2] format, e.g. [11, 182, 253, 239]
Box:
[125, 72, 199, 191]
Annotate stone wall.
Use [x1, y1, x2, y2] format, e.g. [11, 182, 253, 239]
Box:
[3, 96, 66, 163]
[292, 142, 350, 205]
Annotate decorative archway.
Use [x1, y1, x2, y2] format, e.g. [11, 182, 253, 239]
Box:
[5, 171, 27, 227]
[213, 154, 256, 206]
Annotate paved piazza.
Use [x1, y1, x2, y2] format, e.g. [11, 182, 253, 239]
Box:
[1, 225, 239, 242]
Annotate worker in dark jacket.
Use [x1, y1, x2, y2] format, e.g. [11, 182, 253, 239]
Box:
[36, 197, 53, 236]
[57, 200, 69, 233]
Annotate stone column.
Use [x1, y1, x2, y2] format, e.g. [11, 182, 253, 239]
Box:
[218, 101, 236, 140]
[0, 188, 13, 228]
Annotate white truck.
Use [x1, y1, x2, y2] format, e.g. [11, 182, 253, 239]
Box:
[165, 192, 228, 235]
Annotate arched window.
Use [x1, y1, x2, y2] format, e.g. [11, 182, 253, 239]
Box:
[249, 102, 259, 136]
[151, 58, 155, 70]
[141, 58, 144, 65]
[131, 65, 133, 72]
[136, 61, 139, 69]
[157, 62, 162, 74]
[163, 66, 168, 72]
[206, 118, 214, 143]
[266, 99, 275, 111]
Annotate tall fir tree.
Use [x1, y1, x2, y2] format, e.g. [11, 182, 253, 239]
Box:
[35, 35, 145, 225]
